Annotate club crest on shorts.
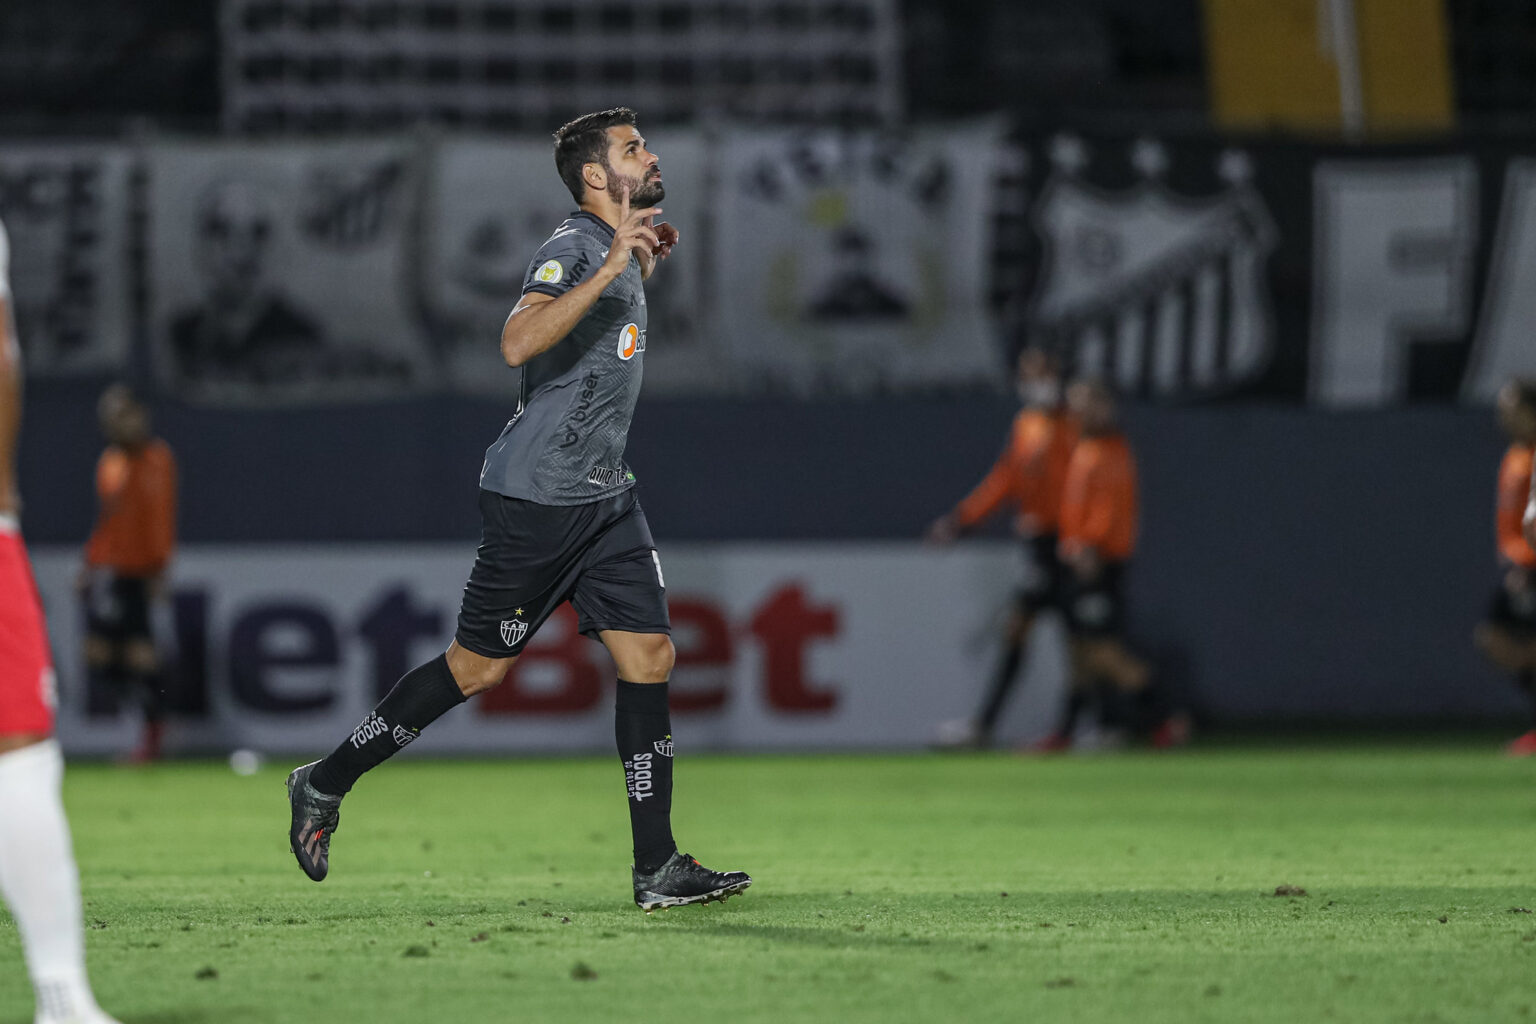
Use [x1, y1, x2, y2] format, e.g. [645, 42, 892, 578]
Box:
[500, 617, 528, 646]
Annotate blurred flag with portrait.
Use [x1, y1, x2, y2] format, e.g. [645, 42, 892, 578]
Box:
[713, 123, 1004, 393]
[143, 140, 427, 403]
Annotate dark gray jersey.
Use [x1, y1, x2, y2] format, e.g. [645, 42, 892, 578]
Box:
[480, 212, 648, 505]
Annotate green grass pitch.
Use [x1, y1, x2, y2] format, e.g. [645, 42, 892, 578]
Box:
[3, 742, 1535, 1023]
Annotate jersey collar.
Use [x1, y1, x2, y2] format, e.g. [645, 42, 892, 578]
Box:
[571, 210, 616, 241]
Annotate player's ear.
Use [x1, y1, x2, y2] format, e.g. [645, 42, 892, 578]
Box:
[582, 162, 606, 195]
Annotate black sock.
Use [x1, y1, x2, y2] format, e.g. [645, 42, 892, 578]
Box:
[129, 667, 165, 724]
[1056, 686, 1091, 737]
[1133, 683, 1169, 735]
[616, 680, 676, 873]
[309, 654, 466, 797]
[976, 642, 1025, 739]
[1520, 670, 1536, 726]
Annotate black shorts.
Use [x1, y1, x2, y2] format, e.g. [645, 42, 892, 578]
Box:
[1016, 532, 1067, 614]
[1487, 577, 1536, 636]
[455, 488, 670, 658]
[1064, 560, 1127, 637]
[85, 575, 154, 644]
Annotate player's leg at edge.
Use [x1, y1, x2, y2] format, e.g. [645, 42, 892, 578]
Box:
[285, 633, 750, 910]
[0, 733, 122, 1024]
[601, 629, 751, 913]
[1473, 620, 1536, 755]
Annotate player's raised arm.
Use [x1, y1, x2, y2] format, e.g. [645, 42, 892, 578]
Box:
[499, 191, 660, 368]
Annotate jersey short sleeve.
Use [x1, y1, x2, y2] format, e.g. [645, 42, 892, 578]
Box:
[522, 227, 605, 300]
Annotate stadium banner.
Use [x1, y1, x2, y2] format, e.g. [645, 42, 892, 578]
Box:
[0, 144, 135, 374]
[1004, 133, 1536, 406]
[29, 542, 1068, 757]
[418, 132, 715, 395]
[713, 122, 1006, 393]
[142, 139, 429, 404]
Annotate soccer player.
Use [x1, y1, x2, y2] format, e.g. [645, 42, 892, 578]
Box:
[285, 108, 750, 912]
[928, 347, 1075, 748]
[1037, 378, 1186, 751]
[0, 219, 122, 1023]
[1474, 379, 1536, 755]
[78, 384, 177, 763]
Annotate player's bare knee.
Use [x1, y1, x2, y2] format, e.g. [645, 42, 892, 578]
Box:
[621, 634, 674, 683]
[124, 642, 159, 674]
[461, 662, 509, 696]
[83, 635, 113, 667]
[643, 635, 676, 681]
[445, 642, 513, 696]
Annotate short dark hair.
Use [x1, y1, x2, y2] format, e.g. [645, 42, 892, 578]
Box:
[553, 107, 638, 205]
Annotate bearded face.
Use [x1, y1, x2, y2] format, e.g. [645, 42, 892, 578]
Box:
[605, 161, 665, 206]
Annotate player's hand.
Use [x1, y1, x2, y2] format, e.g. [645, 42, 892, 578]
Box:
[604, 187, 661, 275]
[1014, 513, 1042, 539]
[648, 219, 679, 259]
[925, 515, 959, 545]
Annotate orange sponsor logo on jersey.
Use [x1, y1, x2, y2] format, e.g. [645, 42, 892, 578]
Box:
[617, 323, 643, 361]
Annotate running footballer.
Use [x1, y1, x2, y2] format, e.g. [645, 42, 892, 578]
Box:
[286, 108, 751, 911]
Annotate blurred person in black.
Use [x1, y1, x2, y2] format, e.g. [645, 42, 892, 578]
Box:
[1035, 378, 1187, 753]
[928, 347, 1075, 748]
[1474, 379, 1536, 756]
[78, 385, 177, 763]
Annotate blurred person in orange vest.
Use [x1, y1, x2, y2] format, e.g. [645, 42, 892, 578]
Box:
[1525, 427, 1536, 555]
[77, 384, 177, 763]
[1033, 377, 1187, 752]
[927, 347, 1077, 748]
[0, 216, 123, 1024]
[1474, 379, 1536, 756]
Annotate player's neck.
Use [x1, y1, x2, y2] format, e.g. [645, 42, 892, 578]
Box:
[577, 199, 619, 234]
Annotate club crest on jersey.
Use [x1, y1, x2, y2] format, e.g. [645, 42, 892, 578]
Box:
[500, 617, 528, 646]
[536, 259, 563, 284]
[617, 322, 646, 360]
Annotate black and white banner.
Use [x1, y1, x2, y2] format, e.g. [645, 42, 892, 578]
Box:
[418, 133, 712, 395]
[144, 139, 426, 403]
[0, 145, 134, 374]
[714, 123, 1004, 392]
[1005, 134, 1536, 406]
[8, 130, 1536, 405]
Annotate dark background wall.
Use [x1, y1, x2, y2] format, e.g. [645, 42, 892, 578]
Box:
[20, 378, 1516, 723]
